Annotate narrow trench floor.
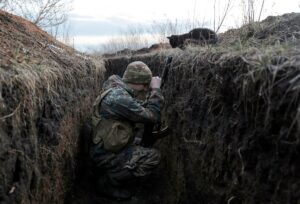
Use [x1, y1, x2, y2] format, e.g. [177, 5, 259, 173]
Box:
[67, 168, 165, 204]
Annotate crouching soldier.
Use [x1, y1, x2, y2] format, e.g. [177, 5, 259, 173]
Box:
[90, 61, 164, 200]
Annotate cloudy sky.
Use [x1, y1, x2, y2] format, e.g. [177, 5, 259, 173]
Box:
[66, 0, 300, 52]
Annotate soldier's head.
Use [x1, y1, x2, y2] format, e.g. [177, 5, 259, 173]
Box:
[123, 61, 152, 84]
[123, 61, 152, 99]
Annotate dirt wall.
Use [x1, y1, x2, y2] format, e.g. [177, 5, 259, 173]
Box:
[2, 10, 299, 204]
[104, 46, 300, 204]
[0, 10, 106, 204]
[0, 55, 105, 204]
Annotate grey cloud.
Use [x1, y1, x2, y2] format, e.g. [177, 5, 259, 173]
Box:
[67, 15, 157, 37]
[69, 18, 126, 36]
[69, 13, 96, 20]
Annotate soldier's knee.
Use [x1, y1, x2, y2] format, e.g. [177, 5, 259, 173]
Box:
[146, 148, 161, 167]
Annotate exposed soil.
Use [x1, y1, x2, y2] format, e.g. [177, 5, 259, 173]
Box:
[0, 10, 104, 204]
[81, 13, 300, 204]
[1, 9, 300, 204]
[100, 43, 300, 204]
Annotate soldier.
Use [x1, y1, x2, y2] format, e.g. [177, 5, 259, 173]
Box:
[90, 61, 164, 200]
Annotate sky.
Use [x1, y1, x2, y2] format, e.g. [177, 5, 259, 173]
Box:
[66, 0, 300, 52]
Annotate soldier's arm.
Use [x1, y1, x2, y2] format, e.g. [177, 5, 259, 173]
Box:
[108, 88, 164, 123]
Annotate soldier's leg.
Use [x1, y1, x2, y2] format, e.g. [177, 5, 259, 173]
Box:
[90, 143, 160, 184]
[121, 145, 161, 178]
[90, 143, 132, 200]
[100, 145, 161, 187]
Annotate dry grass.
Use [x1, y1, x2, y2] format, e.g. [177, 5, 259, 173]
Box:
[218, 13, 300, 49]
[0, 10, 106, 204]
[104, 41, 300, 203]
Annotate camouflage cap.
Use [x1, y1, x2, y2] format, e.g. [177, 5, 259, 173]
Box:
[122, 61, 152, 84]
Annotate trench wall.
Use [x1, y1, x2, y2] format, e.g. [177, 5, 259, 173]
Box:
[105, 48, 300, 204]
[0, 54, 105, 203]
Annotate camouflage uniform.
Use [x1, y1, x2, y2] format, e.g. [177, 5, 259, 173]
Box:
[90, 74, 164, 185]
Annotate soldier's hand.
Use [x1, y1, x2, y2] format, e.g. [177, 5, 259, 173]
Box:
[150, 76, 161, 89]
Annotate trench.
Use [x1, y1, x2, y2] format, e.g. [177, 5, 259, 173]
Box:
[68, 50, 300, 204]
[1, 11, 300, 204]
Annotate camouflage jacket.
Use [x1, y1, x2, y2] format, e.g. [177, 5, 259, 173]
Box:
[98, 75, 164, 124]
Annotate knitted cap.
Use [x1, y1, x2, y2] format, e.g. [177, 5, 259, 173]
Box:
[122, 61, 152, 84]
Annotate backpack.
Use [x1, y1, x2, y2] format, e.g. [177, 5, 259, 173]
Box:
[91, 88, 133, 152]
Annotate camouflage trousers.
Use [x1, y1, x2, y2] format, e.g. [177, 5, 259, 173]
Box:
[90, 142, 161, 185]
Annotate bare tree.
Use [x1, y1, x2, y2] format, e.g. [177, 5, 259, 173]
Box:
[213, 0, 233, 33]
[241, 0, 266, 24]
[0, 0, 8, 9]
[1, 0, 72, 29]
[150, 19, 180, 41]
[100, 25, 150, 54]
[149, 18, 197, 43]
[257, 0, 265, 22]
